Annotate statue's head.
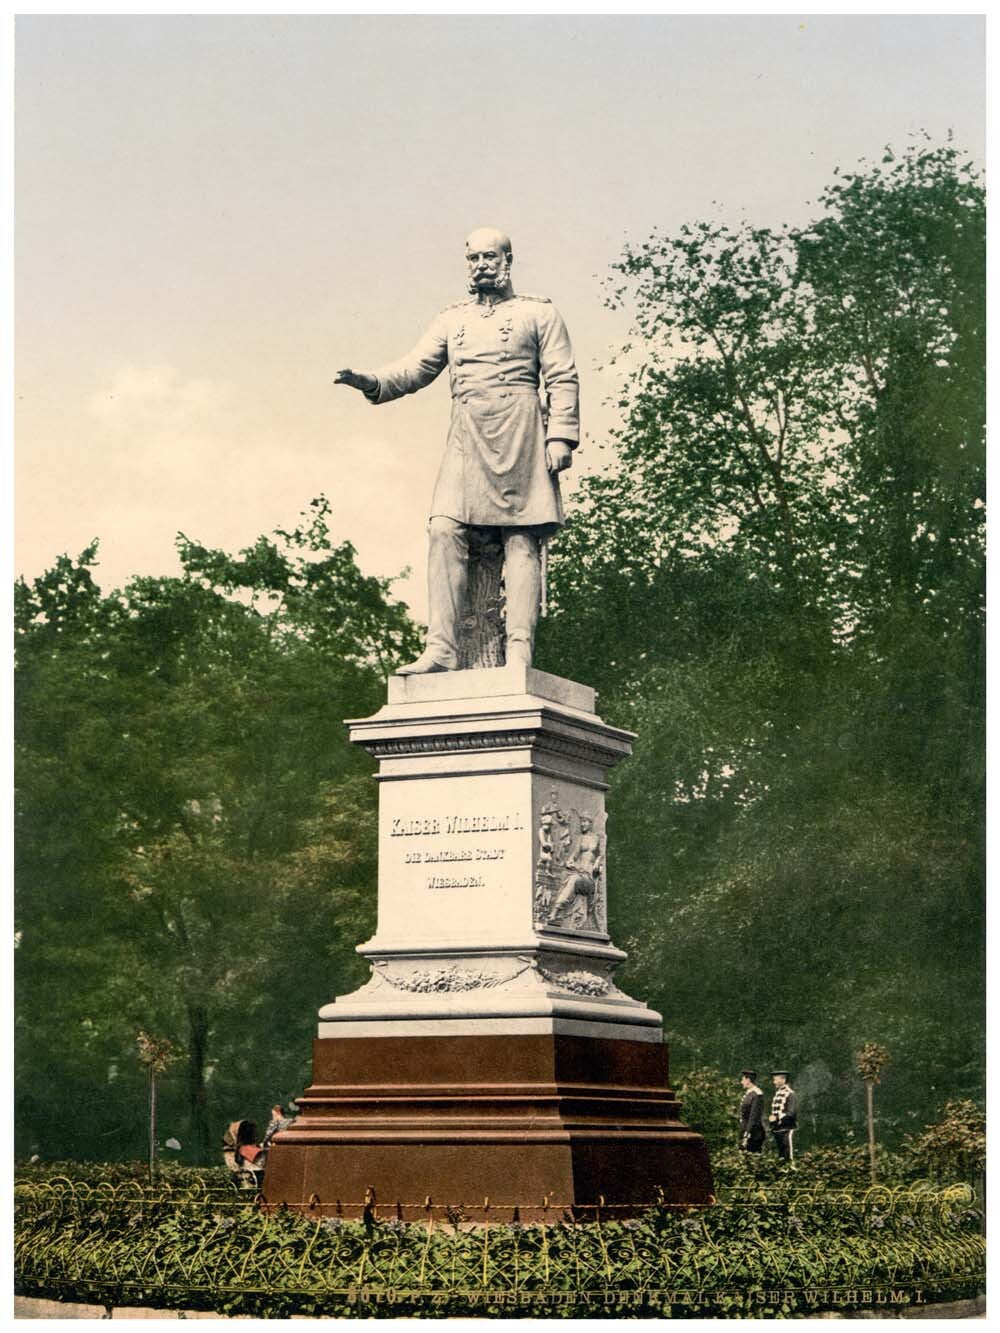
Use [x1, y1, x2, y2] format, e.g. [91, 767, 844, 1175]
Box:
[466, 227, 513, 296]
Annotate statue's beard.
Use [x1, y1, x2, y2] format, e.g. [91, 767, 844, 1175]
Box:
[468, 255, 512, 296]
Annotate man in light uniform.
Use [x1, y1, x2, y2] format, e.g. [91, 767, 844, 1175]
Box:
[335, 228, 579, 673]
[768, 1070, 798, 1162]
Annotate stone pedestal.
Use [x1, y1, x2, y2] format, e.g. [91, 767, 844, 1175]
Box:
[262, 666, 712, 1215]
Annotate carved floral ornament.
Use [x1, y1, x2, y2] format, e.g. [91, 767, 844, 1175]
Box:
[373, 961, 530, 994]
[370, 957, 615, 998]
[536, 964, 612, 997]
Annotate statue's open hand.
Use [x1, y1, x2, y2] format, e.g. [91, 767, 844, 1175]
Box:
[334, 369, 377, 395]
[546, 441, 574, 475]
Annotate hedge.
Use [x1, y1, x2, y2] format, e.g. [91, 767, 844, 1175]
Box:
[14, 1171, 984, 1319]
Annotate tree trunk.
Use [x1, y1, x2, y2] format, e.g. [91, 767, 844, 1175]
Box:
[865, 1081, 877, 1183]
[148, 1069, 157, 1184]
[458, 530, 506, 669]
[186, 1003, 211, 1165]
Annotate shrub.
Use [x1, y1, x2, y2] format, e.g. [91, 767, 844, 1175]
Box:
[712, 1143, 919, 1196]
[14, 1173, 984, 1319]
[15, 1159, 225, 1191]
[675, 1065, 739, 1151]
[904, 1100, 986, 1183]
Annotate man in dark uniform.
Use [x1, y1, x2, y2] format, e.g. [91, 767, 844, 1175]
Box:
[738, 1069, 765, 1153]
[768, 1070, 798, 1162]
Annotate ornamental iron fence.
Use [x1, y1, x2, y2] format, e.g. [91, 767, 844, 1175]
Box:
[14, 1177, 984, 1319]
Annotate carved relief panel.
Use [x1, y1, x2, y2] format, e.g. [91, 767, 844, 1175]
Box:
[532, 784, 608, 935]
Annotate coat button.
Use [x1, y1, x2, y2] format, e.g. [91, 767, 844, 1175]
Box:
[455, 356, 464, 365]
[498, 373, 506, 381]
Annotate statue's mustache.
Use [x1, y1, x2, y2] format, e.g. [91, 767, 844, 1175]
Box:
[467, 256, 512, 295]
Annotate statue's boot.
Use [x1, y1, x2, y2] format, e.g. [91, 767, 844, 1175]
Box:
[396, 651, 451, 676]
[397, 516, 468, 675]
[502, 529, 541, 669]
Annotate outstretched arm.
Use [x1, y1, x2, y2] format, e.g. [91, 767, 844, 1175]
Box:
[340, 315, 450, 406]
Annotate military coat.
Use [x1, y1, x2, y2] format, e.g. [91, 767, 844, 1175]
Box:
[366, 292, 579, 530]
[739, 1086, 764, 1136]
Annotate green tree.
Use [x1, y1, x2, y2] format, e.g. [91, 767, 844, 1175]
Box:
[795, 140, 985, 640]
[136, 1031, 180, 1181]
[15, 500, 419, 1162]
[538, 140, 984, 1141]
[855, 1043, 890, 1183]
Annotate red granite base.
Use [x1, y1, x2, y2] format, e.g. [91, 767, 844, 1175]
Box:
[262, 1031, 713, 1220]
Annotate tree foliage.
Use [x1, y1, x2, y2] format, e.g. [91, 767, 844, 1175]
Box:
[538, 139, 984, 1139]
[15, 499, 420, 1162]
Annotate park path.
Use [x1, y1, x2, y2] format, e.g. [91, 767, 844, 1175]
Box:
[14, 1294, 986, 1320]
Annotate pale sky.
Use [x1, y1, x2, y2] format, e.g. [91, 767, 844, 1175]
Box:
[15, 15, 985, 623]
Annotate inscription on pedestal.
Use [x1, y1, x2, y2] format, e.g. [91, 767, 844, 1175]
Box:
[376, 778, 534, 942]
[391, 812, 525, 836]
[390, 811, 524, 890]
[390, 808, 525, 891]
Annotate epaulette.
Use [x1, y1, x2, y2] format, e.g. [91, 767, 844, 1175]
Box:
[516, 293, 552, 303]
[442, 297, 476, 312]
